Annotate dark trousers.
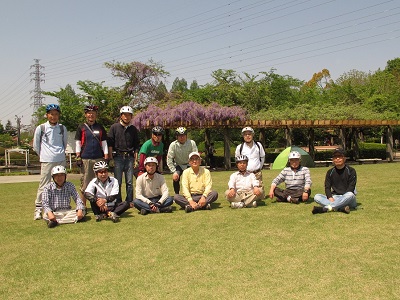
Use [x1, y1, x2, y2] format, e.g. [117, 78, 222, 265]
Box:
[90, 201, 130, 217]
[173, 165, 185, 194]
[274, 187, 311, 202]
[174, 191, 218, 208]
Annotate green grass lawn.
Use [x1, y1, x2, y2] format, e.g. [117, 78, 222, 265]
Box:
[0, 164, 399, 299]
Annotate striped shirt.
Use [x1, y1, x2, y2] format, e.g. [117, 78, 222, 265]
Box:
[271, 166, 312, 190]
[42, 181, 84, 213]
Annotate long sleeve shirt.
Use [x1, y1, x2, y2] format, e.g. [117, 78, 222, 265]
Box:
[42, 181, 84, 213]
[135, 173, 169, 204]
[107, 122, 140, 153]
[228, 171, 259, 192]
[324, 165, 357, 198]
[181, 166, 212, 201]
[166, 139, 198, 173]
[33, 121, 67, 162]
[271, 166, 312, 190]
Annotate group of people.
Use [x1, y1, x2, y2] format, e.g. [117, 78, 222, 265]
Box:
[32, 104, 358, 228]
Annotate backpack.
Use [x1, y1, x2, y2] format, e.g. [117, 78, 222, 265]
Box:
[40, 123, 66, 149]
[239, 141, 263, 162]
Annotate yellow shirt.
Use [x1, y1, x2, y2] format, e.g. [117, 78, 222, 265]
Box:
[181, 166, 212, 201]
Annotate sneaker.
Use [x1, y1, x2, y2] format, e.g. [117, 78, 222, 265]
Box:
[34, 208, 42, 220]
[159, 206, 173, 213]
[231, 202, 244, 209]
[205, 203, 212, 210]
[95, 214, 104, 222]
[109, 212, 119, 223]
[290, 198, 299, 204]
[185, 205, 193, 213]
[312, 206, 327, 214]
[140, 208, 148, 215]
[337, 206, 351, 214]
[47, 220, 58, 228]
[252, 201, 258, 208]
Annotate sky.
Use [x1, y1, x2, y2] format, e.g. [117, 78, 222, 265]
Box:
[1, 0, 399, 128]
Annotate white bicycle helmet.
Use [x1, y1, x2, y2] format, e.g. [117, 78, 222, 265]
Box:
[93, 161, 108, 172]
[288, 151, 301, 160]
[235, 155, 249, 163]
[120, 106, 133, 115]
[144, 157, 158, 166]
[51, 165, 67, 176]
[241, 127, 254, 135]
[175, 127, 187, 135]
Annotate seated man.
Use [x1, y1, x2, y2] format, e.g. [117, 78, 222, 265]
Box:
[174, 152, 218, 213]
[269, 151, 312, 204]
[225, 155, 264, 208]
[42, 165, 85, 228]
[312, 148, 357, 214]
[84, 161, 130, 222]
[133, 157, 174, 215]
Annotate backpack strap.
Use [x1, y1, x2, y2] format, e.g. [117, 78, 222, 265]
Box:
[240, 141, 262, 162]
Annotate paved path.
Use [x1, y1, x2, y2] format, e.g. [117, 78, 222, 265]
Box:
[0, 174, 81, 184]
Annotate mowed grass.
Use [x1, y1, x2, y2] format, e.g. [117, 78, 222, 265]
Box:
[0, 163, 399, 299]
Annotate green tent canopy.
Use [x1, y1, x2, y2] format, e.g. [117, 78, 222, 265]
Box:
[272, 146, 315, 170]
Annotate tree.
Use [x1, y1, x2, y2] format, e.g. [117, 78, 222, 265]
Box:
[0, 121, 4, 134]
[170, 77, 188, 93]
[104, 60, 169, 109]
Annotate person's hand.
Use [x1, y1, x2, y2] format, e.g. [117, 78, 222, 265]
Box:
[268, 188, 275, 199]
[96, 198, 107, 211]
[254, 187, 261, 196]
[198, 196, 206, 207]
[172, 172, 180, 181]
[302, 192, 309, 202]
[149, 203, 159, 212]
[329, 197, 334, 202]
[134, 161, 139, 168]
[77, 209, 84, 220]
[47, 211, 56, 222]
[228, 189, 236, 198]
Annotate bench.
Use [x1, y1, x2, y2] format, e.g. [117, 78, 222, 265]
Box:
[356, 158, 382, 164]
[314, 160, 332, 167]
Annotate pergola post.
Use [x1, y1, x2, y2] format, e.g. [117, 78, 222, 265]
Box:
[308, 128, 315, 159]
[223, 128, 231, 170]
[386, 126, 394, 162]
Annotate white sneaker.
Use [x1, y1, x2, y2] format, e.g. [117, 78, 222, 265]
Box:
[33, 208, 42, 220]
[231, 202, 244, 208]
[252, 201, 258, 208]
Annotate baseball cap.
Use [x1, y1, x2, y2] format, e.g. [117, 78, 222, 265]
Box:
[333, 148, 345, 156]
[189, 152, 201, 160]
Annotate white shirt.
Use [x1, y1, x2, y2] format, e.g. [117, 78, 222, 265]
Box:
[235, 142, 265, 172]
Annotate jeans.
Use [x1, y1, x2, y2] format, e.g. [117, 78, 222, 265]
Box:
[314, 192, 357, 209]
[133, 196, 174, 213]
[113, 155, 134, 203]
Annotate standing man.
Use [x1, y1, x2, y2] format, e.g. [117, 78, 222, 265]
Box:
[107, 106, 140, 204]
[269, 151, 312, 204]
[137, 126, 164, 177]
[207, 142, 216, 170]
[75, 105, 108, 206]
[133, 157, 174, 215]
[32, 104, 67, 220]
[312, 148, 357, 214]
[235, 127, 265, 188]
[174, 152, 218, 213]
[166, 127, 198, 194]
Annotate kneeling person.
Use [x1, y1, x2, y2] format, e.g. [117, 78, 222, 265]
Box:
[269, 151, 312, 204]
[226, 155, 264, 208]
[133, 157, 174, 215]
[42, 165, 85, 228]
[84, 161, 130, 222]
[174, 152, 218, 213]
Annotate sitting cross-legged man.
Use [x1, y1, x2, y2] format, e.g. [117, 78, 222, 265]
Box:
[133, 157, 174, 215]
[174, 152, 218, 213]
[269, 151, 312, 204]
[225, 155, 264, 208]
[84, 161, 130, 222]
[42, 165, 85, 228]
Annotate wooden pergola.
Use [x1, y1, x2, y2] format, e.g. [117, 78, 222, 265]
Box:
[142, 119, 400, 169]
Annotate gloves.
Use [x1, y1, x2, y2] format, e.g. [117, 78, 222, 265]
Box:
[76, 157, 83, 168]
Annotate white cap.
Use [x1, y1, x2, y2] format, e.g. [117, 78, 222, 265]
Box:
[189, 152, 201, 160]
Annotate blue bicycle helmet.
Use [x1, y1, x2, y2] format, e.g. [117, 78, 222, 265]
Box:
[46, 104, 61, 113]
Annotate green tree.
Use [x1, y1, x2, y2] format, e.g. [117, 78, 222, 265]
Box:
[104, 60, 169, 109]
[170, 77, 188, 93]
